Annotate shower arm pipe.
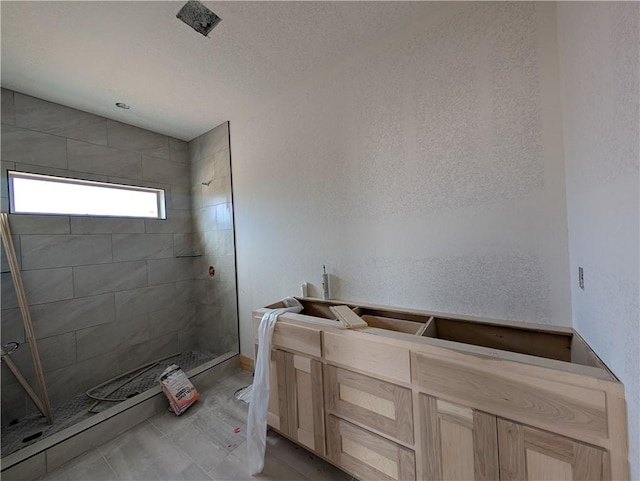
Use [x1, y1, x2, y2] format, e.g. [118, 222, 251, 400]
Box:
[85, 351, 181, 400]
[0, 213, 54, 424]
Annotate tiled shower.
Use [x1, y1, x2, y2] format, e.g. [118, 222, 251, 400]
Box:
[0, 89, 239, 456]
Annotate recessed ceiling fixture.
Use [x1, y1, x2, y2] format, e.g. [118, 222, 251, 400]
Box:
[115, 102, 130, 110]
[176, 1, 221, 37]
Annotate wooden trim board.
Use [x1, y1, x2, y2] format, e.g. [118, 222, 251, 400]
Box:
[239, 354, 254, 372]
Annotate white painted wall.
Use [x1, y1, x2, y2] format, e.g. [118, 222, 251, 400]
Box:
[232, 2, 571, 356]
[557, 3, 640, 478]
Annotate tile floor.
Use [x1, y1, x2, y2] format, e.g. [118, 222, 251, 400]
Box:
[35, 368, 354, 481]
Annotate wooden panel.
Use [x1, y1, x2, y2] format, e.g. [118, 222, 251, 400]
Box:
[325, 365, 413, 444]
[420, 393, 498, 481]
[342, 437, 398, 479]
[434, 318, 572, 361]
[361, 315, 423, 334]
[526, 449, 573, 481]
[412, 352, 608, 441]
[253, 316, 322, 357]
[472, 411, 500, 481]
[267, 350, 288, 432]
[331, 305, 368, 329]
[324, 331, 411, 383]
[498, 419, 608, 481]
[327, 415, 416, 481]
[339, 385, 396, 419]
[285, 353, 325, 455]
[420, 395, 441, 480]
[273, 322, 322, 357]
[440, 418, 475, 480]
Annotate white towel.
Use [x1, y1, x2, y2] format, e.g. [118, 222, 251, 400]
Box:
[246, 297, 303, 475]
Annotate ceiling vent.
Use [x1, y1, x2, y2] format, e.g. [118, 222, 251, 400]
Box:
[176, 1, 221, 37]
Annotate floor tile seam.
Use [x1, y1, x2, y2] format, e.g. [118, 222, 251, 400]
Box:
[152, 416, 227, 478]
[97, 447, 122, 481]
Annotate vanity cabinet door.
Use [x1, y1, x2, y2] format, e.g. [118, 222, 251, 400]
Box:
[284, 352, 325, 455]
[419, 394, 499, 481]
[498, 419, 610, 481]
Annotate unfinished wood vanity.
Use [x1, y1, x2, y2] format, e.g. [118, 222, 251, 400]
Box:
[253, 298, 629, 481]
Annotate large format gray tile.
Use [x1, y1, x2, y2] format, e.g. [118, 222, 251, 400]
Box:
[116, 332, 179, 377]
[70, 216, 145, 234]
[13, 163, 109, 183]
[100, 422, 212, 481]
[1, 160, 16, 203]
[1, 231, 20, 271]
[114, 283, 175, 321]
[30, 294, 115, 339]
[202, 174, 232, 207]
[14, 93, 107, 145]
[45, 390, 156, 470]
[22, 267, 74, 304]
[2, 88, 16, 125]
[1, 267, 73, 308]
[5, 332, 76, 380]
[1, 451, 46, 481]
[145, 209, 192, 234]
[192, 122, 229, 161]
[38, 448, 118, 481]
[147, 257, 193, 285]
[8, 214, 71, 234]
[106, 120, 169, 159]
[142, 156, 190, 186]
[1, 307, 25, 343]
[1, 125, 67, 169]
[174, 233, 194, 257]
[170, 138, 189, 163]
[148, 302, 195, 336]
[73, 261, 147, 297]
[75, 322, 122, 362]
[67, 139, 142, 178]
[43, 351, 119, 406]
[170, 184, 191, 210]
[112, 233, 173, 262]
[21, 234, 112, 269]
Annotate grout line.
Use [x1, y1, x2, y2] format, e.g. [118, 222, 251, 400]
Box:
[98, 446, 122, 481]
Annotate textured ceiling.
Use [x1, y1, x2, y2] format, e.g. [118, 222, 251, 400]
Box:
[1, 1, 437, 141]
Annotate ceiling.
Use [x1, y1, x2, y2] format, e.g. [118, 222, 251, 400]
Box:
[1, 1, 437, 141]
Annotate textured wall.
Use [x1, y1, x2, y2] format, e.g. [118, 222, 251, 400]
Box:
[189, 122, 239, 354]
[0, 89, 195, 423]
[232, 2, 571, 357]
[557, 3, 640, 478]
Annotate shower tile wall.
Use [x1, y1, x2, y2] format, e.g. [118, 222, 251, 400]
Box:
[189, 122, 238, 355]
[0, 89, 197, 424]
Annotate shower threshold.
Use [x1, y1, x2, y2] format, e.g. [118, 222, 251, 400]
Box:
[0, 351, 240, 479]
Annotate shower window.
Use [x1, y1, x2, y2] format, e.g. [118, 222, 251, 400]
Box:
[8, 171, 166, 218]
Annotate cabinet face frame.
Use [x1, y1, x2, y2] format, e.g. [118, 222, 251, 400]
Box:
[284, 352, 325, 455]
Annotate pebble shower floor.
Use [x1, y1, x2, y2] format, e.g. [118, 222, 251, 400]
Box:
[1, 350, 218, 457]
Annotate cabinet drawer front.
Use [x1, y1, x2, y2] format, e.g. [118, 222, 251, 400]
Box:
[326, 366, 413, 444]
[254, 316, 322, 357]
[324, 331, 411, 383]
[411, 352, 608, 443]
[327, 416, 416, 481]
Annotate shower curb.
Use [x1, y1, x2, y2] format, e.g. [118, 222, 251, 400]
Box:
[0, 352, 240, 481]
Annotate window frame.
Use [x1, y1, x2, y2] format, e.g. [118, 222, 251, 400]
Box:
[7, 171, 167, 219]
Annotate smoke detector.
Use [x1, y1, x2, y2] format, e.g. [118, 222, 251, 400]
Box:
[176, 1, 221, 37]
